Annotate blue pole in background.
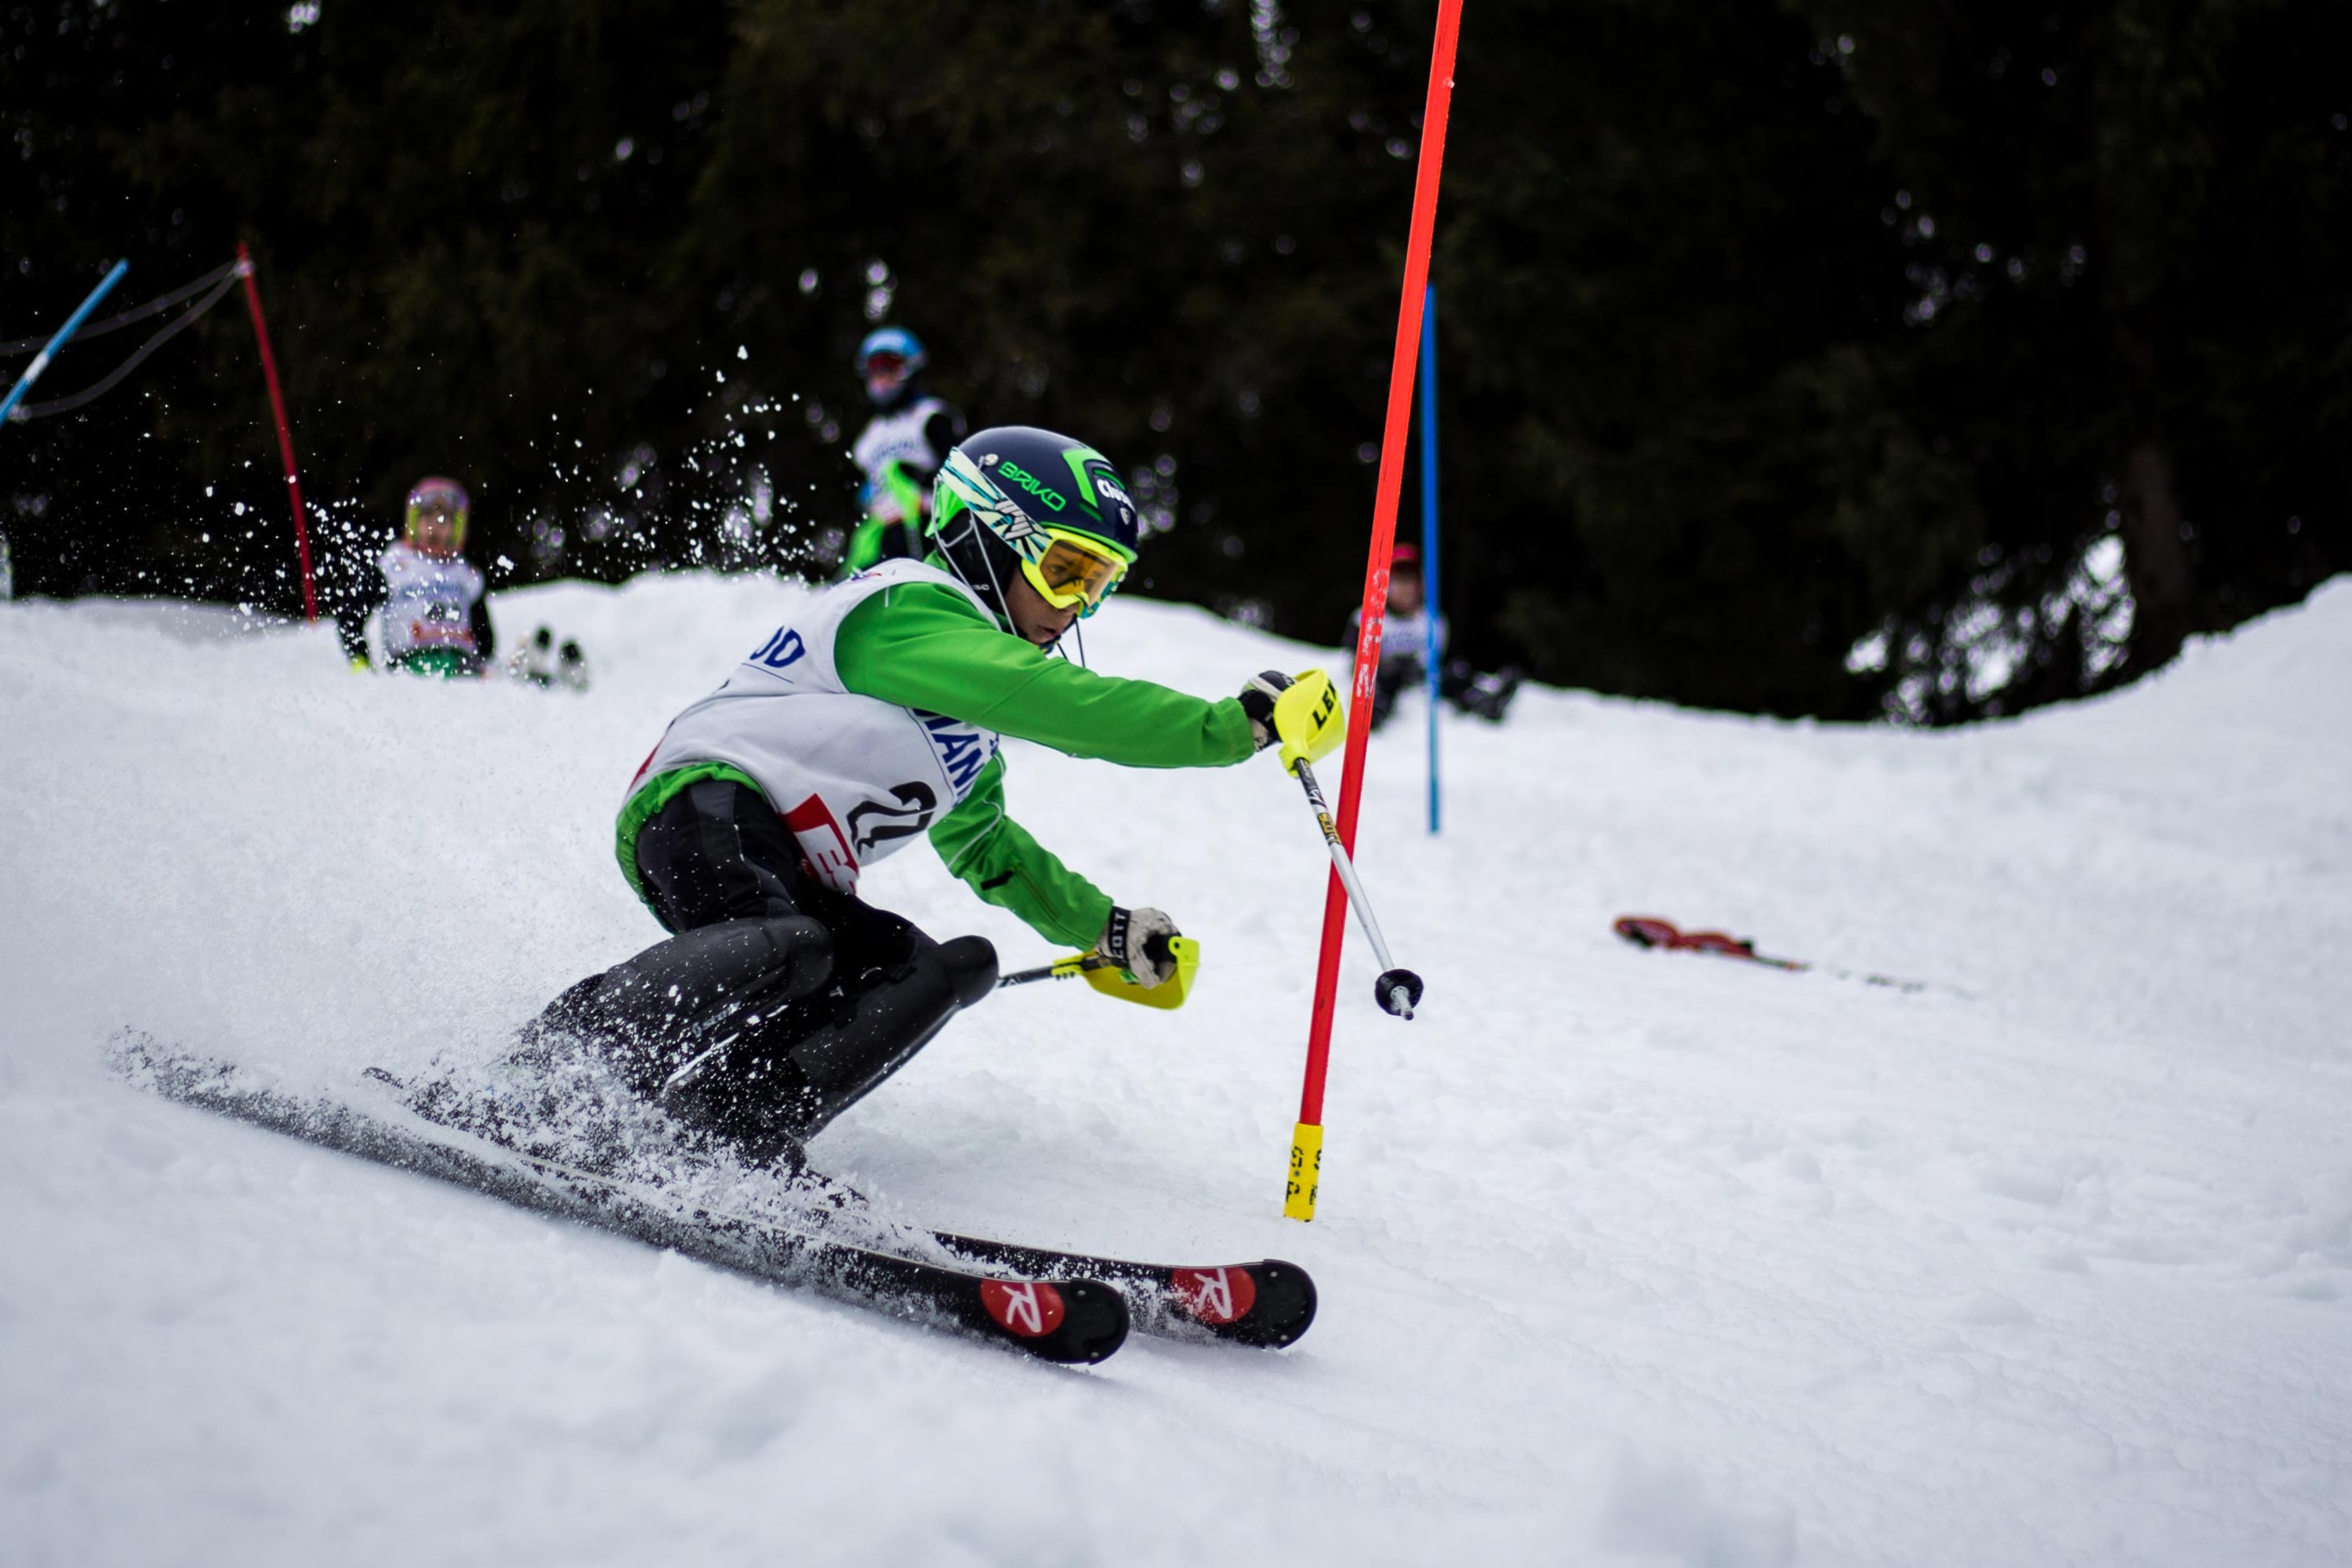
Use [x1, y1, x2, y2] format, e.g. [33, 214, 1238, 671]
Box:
[1418, 281, 1441, 835]
[2, 260, 129, 426]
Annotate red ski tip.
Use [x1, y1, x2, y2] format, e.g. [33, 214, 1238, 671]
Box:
[1169, 1265, 1259, 1327]
[979, 1278, 1069, 1338]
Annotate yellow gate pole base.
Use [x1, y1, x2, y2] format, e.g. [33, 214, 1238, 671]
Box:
[1283, 1122, 1324, 1221]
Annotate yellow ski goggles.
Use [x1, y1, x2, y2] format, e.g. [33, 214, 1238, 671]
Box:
[1021, 529, 1131, 616]
[404, 477, 470, 551]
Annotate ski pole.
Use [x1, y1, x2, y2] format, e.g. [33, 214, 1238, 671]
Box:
[2, 260, 129, 426]
[1288, 759, 1424, 1019]
[995, 935, 1198, 1010]
[996, 953, 1119, 988]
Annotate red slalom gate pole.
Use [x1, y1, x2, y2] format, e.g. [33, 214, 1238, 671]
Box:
[237, 243, 319, 622]
[1283, 0, 1465, 1222]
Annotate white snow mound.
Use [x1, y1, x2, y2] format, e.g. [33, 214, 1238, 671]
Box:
[2, 571, 2348, 1567]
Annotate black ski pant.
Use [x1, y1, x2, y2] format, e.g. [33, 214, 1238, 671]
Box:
[531, 779, 996, 1162]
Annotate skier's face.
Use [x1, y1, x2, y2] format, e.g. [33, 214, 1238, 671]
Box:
[1388, 571, 1424, 615]
[410, 510, 461, 557]
[862, 354, 912, 404]
[1004, 568, 1080, 649]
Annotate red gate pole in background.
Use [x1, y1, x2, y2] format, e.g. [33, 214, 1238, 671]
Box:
[1283, 0, 1466, 1221]
[236, 242, 319, 622]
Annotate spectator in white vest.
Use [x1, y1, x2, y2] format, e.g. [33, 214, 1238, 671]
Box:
[334, 475, 495, 677]
[840, 325, 966, 575]
[1348, 544, 1520, 730]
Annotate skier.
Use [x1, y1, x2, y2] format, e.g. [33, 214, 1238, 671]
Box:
[334, 476, 497, 677]
[1349, 543, 1519, 730]
[839, 325, 966, 575]
[526, 426, 1343, 1167]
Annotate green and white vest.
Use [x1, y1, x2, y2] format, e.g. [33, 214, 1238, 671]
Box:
[625, 558, 1001, 894]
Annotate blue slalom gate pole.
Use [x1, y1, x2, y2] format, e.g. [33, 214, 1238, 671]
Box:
[2, 260, 129, 426]
[1418, 281, 1441, 835]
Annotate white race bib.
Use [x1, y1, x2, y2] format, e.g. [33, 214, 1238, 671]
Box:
[628, 558, 1001, 893]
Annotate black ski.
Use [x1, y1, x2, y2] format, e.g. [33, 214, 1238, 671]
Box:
[116, 1040, 1127, 1366]
[375, 1056, 1320, 1352]
[928, 1232, 1316, 1349]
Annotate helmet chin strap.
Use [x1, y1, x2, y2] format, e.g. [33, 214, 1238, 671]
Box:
[939, 514, 1014, 635]
[936, 510, 1087, 663]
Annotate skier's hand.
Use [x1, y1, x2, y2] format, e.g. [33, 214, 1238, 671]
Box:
[1238, 669, 1345, 771]
[1100, 906, 1181, 989]
[1238, 671, 1292, 751]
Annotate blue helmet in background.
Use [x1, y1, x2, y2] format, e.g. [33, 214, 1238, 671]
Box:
[857, 325, 927, 376]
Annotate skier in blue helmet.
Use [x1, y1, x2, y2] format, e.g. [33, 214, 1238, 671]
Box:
[524, 425, 1348, 1167]
[840, 325, 965, 575]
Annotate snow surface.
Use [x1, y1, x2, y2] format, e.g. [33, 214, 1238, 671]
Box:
[3, 572, 2349, 1567]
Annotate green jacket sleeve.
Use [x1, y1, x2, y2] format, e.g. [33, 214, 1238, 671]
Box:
[833, 578, 1258, 768]
[926, 753, 1112, 948]
[837, 572, 1256, 948]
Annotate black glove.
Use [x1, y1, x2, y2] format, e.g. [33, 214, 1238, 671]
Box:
[1236, 670, 1294, 753]
[1100, 906, 1181, 989]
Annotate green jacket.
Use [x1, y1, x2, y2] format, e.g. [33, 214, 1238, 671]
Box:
[630, 563, 1257, 947]
[838, 566, 1255, 945]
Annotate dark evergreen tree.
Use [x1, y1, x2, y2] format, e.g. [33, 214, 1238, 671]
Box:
[5, 0, 2342, 722]
[1788, 0, 2350, 717]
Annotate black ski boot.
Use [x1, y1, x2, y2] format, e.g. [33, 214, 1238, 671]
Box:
[1475, 666, 1523, 721]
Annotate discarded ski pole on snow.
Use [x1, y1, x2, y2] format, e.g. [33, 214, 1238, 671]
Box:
[1612, 915, 1948, 996]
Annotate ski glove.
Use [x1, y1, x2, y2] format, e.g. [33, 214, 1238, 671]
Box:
[1101, 906, 1181, 990]
[1238, 672, 1291, 750]
[1237, 669, 1346, 771]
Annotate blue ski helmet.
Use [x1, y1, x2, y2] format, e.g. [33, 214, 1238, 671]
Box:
[930, 426, 1141, 623]
[857, 326, 927, 408]
[857, 325, 925, 379]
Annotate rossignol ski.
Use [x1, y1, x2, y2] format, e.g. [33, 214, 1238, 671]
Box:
[372, 1054, 1316, 1350]
[928, 1230, 1315, 1349]
[115, 1037, 1127, 1365]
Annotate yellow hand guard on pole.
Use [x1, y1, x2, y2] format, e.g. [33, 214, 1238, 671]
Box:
[1081, 935, 1200, 1010]
[996, 938, 1200, 1011]
[1273, 669, 1346, 774]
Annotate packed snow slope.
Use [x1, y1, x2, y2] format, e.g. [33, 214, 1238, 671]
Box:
[4, 572, 2349, 1568]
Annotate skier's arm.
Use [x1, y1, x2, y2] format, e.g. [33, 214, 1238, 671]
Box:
[330, 565, 387, 666]
[841, 516, 891, 575]
[834, 582, 1257, 768]
[470, 590, 496, 664]
[844, 461, 928, 575]
[927, 754, 1112, 948]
